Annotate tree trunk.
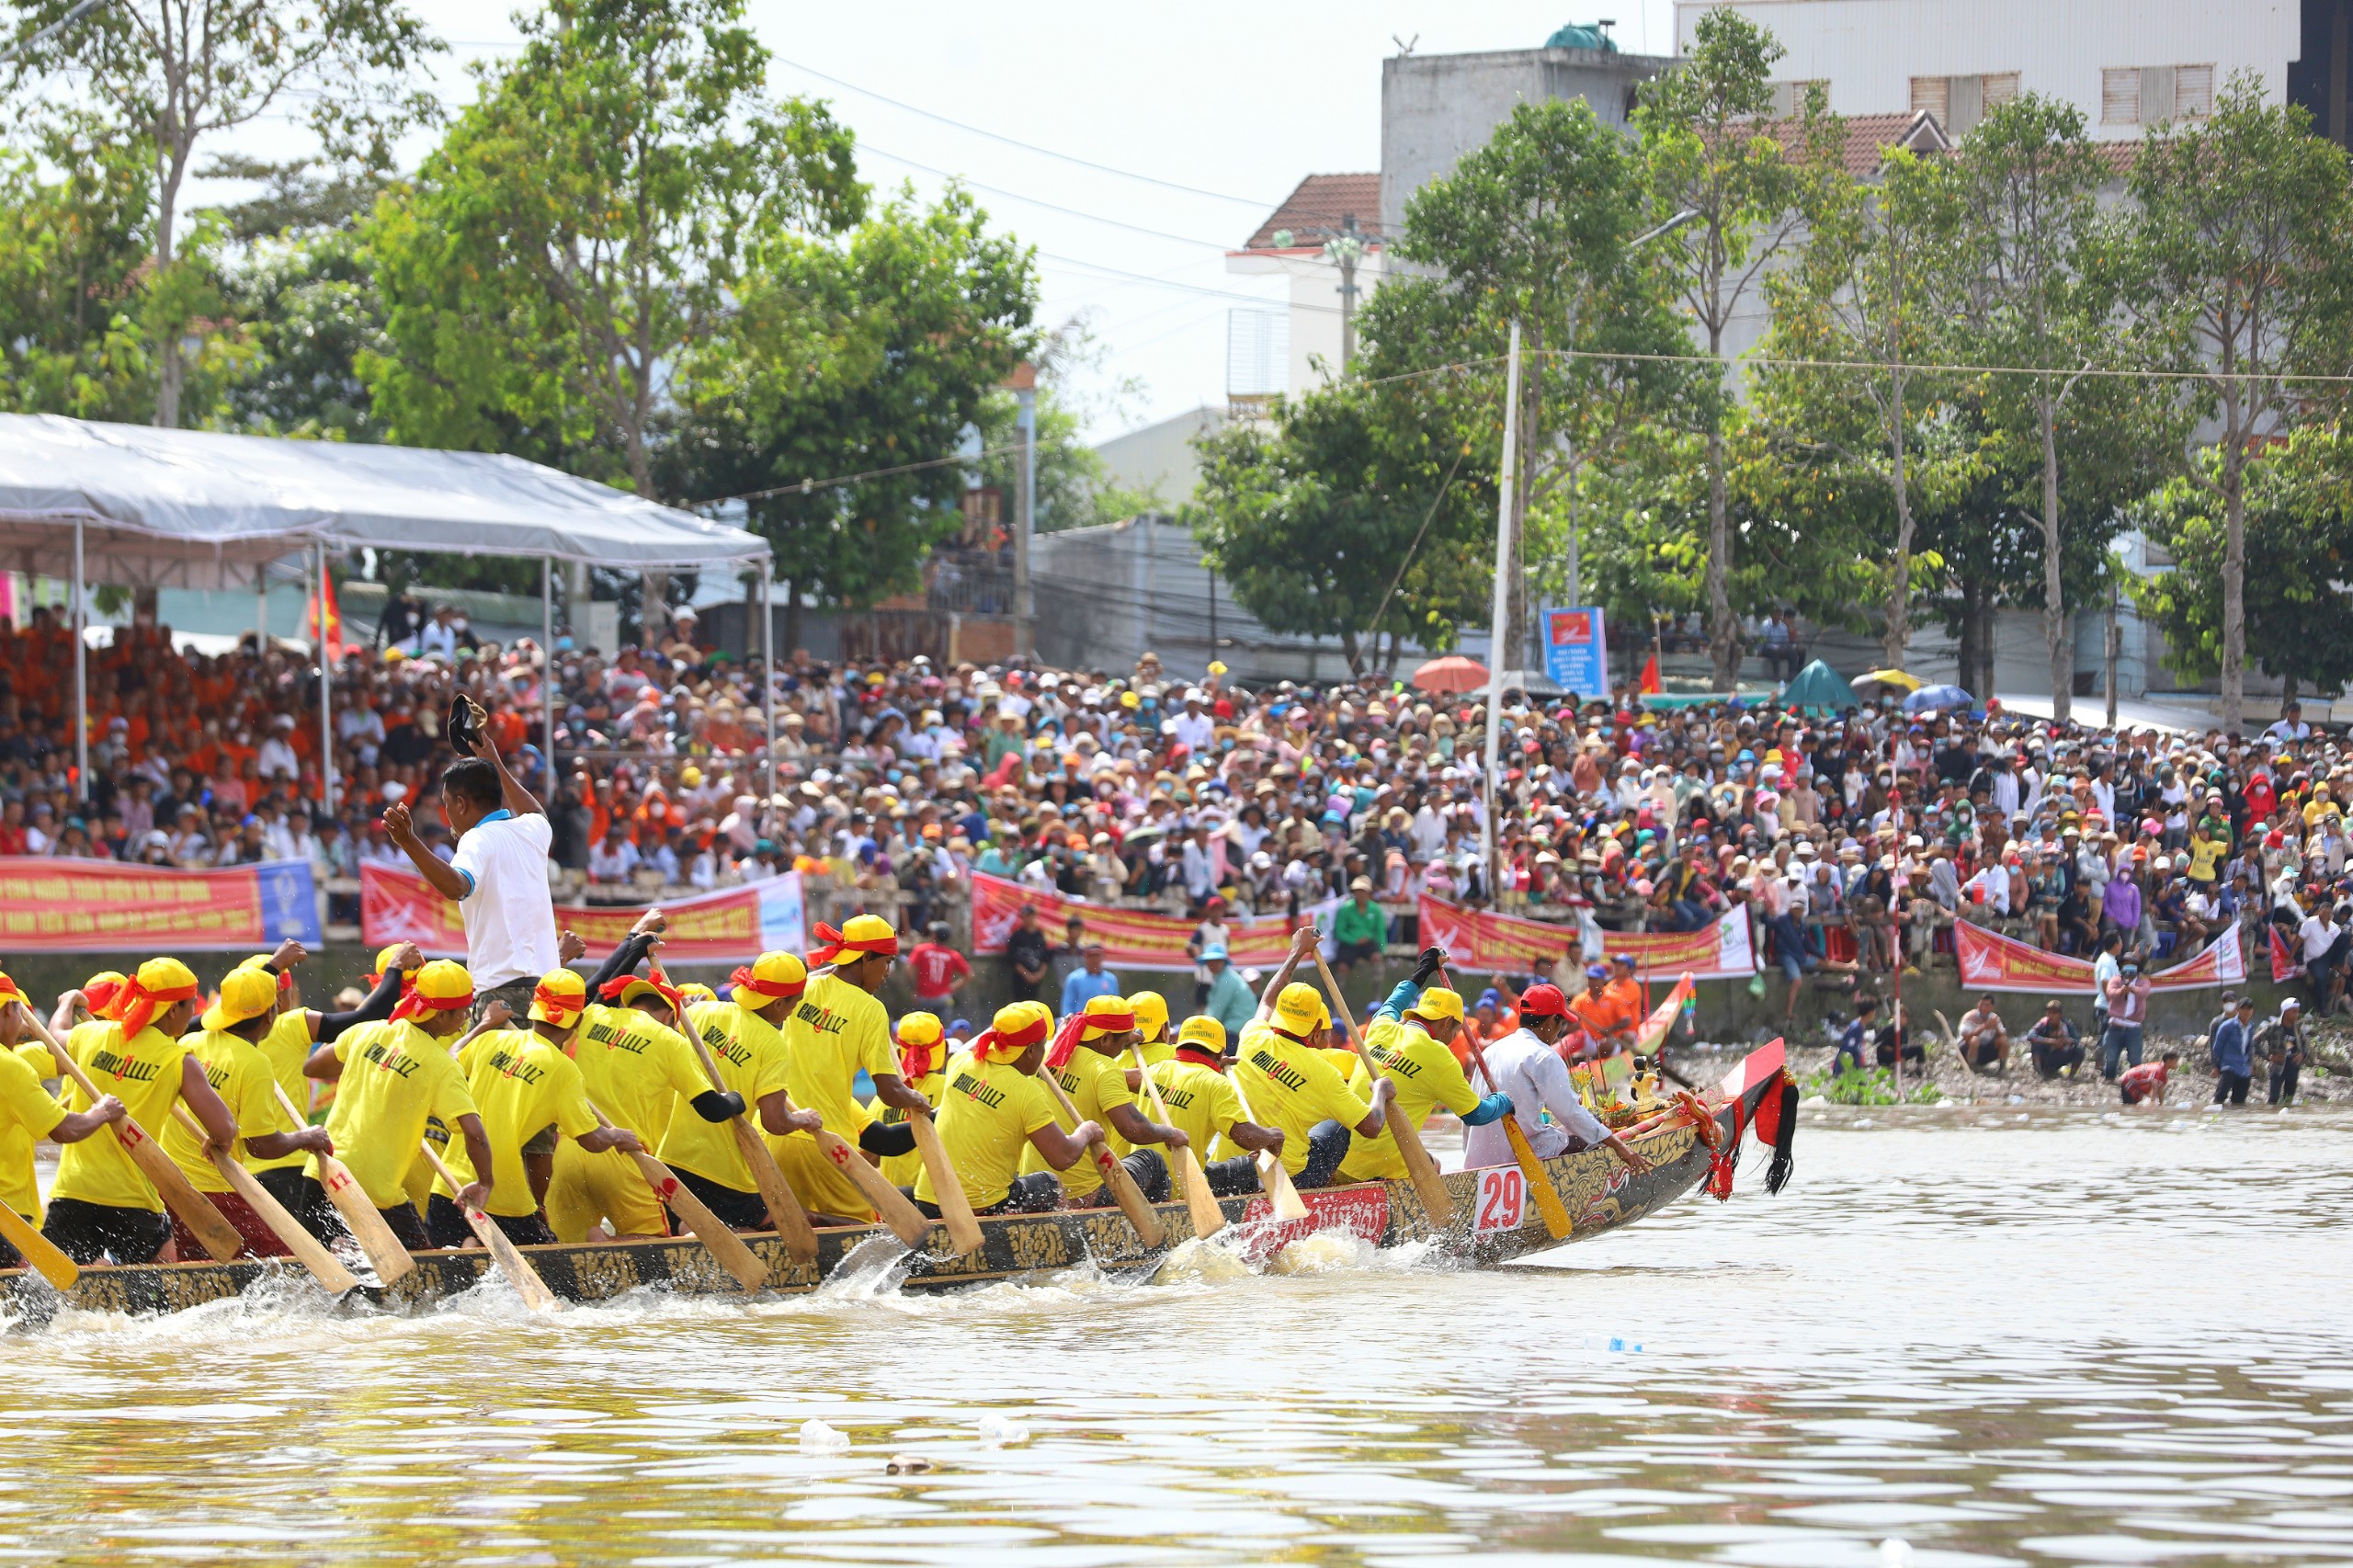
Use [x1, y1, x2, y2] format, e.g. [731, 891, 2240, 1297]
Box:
[1975, 582, 2000, 700]
[781, 577, 802, 657]
[2040, 394, 2070, 724]
[1955, 579, 1984, 700]
[1882, 377, 1915, 669]
[2221, 412, 2246, 736]
[1705, 415, 1739, 689]
[153, 142, 186, 428]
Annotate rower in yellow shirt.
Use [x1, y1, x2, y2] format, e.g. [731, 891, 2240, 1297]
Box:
[776, 915, 926, 1223]
[302, 959, 495, 1252]
[427, 969, 642, 1246]
[40, 957, 240, 1265]
[1336, 978, 1511, 1184]
[657, 951, 821, 1232]
[158, 967, 338, 1258]
[0, 971, 125, 1268]
[1147, 1016, 1285, 1196]
[1020, 994, 1187, 1205]
[868, 1012, 948, 1189]
[917, 1002, 1102, 1216]
[1130, 991, 1176, 1068]
[1231, 927, 1394, 1189]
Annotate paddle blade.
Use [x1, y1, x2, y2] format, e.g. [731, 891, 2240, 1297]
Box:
[316, 1153, 417, 1284]
[210, 1149, 359, 1292]
[0, 1199, 77, 1290]
[731, 1119, 819, 1262]
[1259, 1152, 1311, 1221]
[1502, 1117, 1573, 1240]
[1176, 1146, 1225, 1238]
[814, 1130, 930, 1248]
[907, 1108, 983, 1257]
[632, 1152, 768, 1292]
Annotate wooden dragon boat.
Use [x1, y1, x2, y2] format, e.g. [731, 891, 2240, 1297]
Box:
[0, 1043, 1794, 1322]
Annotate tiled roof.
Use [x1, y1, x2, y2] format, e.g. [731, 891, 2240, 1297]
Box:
[1241, 173, 1383, 250]
[1733, 109, 2139, 177]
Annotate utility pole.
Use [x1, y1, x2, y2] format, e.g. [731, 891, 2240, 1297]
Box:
[2105, 577, 2121, 728]
[1007, 362, 1037, 656]
[1323, 215, 1365, 369]
[1480, 320, 1524, 883]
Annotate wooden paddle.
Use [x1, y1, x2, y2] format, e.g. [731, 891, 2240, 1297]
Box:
[268, 1082, 415, 1285]
[33, 1019, 244, 1262]
[1310, 949, 1456, 1225]
[584, 1100, 767, 1291]
[1433, 962, 1570, 1240]
[1131, 1045, 1224, 1240]
[676, 1025, 820, 1263]
[810, 1126, 931, 1247]
[162, 1103, 358, 1291]
[904, 1106, 984, 1256]
[1037, 1064, 1165, 1247]
[415, 1139, 559, 1312]
[1220, 1062, 1310, 1221]
[0, 1199, 77, 1290]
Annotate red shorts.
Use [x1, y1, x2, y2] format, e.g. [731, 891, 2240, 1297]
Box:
[169, 1188, 292, 1260]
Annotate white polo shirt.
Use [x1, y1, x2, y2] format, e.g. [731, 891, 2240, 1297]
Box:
[449, 809, 558, 989]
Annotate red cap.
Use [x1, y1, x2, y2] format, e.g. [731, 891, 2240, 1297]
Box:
[1519, 983, 1569, 1018]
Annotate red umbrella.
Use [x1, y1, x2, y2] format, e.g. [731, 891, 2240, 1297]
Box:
[1411, 654, 1490, 694]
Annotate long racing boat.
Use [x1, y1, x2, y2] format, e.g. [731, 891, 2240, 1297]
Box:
[0, 1043, 1794, 1321]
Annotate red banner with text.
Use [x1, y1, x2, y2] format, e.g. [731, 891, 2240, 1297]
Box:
[1415, 895, 1757, 981]
[969, 872, 1310, 972]
[360, 863, 804, 964]
[0, 857, 321, 952]
[1955, 920, 2245, 994]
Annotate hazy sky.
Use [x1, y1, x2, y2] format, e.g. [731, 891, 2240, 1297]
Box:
[215, 0, 1681, 442]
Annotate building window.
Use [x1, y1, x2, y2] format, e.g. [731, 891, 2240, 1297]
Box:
[2104, 63, 2217, 123]
[1912, 72, 2019, 135]
[1227, 308, 1289, 410]
[1766, 79, 1828, 117]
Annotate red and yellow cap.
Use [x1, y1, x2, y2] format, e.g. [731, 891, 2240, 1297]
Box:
[810, 914, 899, 966]
[530, 969, 588, 1028]
[393, 960, 473, 1022]
[974, 1000, 1052, 1063]
[729, 951, 807, 1004]
[119, 957, 200, 1038]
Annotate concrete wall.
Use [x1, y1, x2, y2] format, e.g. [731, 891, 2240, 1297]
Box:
[1381, 46, 1677, 240]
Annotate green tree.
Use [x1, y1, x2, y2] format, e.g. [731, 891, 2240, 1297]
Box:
[1635, 7, 1833, 686]
[5, 0, 440, 426]
[363, 0, 863, 634]
[1762, 144, 1970, 665]
[2124, 74, 2353, 733]
[656, 185, 1034, 639]
[1188, 377, 1494, 678]
[2131, 427, 2353, 704]
[0, 136, 156, 422]
[974, 320, 1157, 534]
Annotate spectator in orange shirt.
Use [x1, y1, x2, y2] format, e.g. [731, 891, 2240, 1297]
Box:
[1568, 963, 1638, 1055]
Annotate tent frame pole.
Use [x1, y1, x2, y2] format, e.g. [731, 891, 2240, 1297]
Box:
[72, 521, 86, 802]
[317, 542, 335, 814]
[759, 557, 775, 821]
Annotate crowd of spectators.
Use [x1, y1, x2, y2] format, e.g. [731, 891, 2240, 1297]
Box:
[12, 591, 2353, 1033]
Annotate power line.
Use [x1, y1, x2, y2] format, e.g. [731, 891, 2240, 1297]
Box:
[771, 54, 1279, 210]
[858, 143, 1243, 252]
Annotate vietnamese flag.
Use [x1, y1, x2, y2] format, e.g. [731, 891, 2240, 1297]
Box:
[1638, 652, 1661, 694]
[307, 571, 344, 661]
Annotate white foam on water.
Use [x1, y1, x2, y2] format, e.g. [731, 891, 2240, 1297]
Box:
[798, 1418, 850, 1454]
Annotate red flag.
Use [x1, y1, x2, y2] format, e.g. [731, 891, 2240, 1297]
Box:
[1638, 653, 1661, 694]
[307, 571, 344, 662]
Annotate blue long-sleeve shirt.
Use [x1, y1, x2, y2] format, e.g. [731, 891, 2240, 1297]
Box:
[1060, 967, 1122, 1015]
[2211, 1017, 2251, 1076]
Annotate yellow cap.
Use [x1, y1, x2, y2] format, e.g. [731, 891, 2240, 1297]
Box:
[414, 960, 473, 1006]
[1127, 990, 1169, 1041]
[897, 1010, 944, 1047]
[608, 977, 667, 1009]
[1273, 982, 1328, 1036]
[980, 999, 1053, 1062]
[1406, 986, 1464, 1024]
[740, 950, 808, 999]
[371, 945, 409, 982]
[137, 956, 198, 994]
[201, 967, 279, 1031]
[677, 982, 718, 1005]
[1176, 1015, 1227, 1053]
[1080, 994, 1137, 1039]
[530, 969, 587, 1026]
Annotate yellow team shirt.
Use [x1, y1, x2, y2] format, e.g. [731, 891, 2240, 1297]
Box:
[867, 1062, 946, 1188]
[316, 1020, 480, 1210]
[0, 1043, 66, 1220]
[779, 973, 895, 1146]
[247, 1010, 318, 1174]
[161, 1028, 296, 1194]
[1338, 1017, 1482, 1182]
[433, 1028, 599, 1218]
[574, 1002, 710, 1144]
[1138, 1037, 1176, 1069]
[1019, 1047, 1135, 1198]
[52, 1021, 191, 1212]
[1233, 1022, 1372, 1176]
[921, 1051, 1058, 1210]
[1148, 1058, 1245, 1160]
[657, 1001, 790, 1192]
[2188, 836, 2228, 883]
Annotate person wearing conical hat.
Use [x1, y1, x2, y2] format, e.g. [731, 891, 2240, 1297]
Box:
[1020, 994, 1188, 1206]
[0, 971, 126, 1272]
[426, 968, 643, 1247]
[1149, 1016, 1286, 1197]
[40, 956, 239, 1264]
[1231, 928, 1392, 1190]
[916, 1001, 1101, 1217]
[156, 966, 338, 1258]
[658, 949, 821, 1233]
[302, 959, 495, 1252]
[775, 914, 925, 1223]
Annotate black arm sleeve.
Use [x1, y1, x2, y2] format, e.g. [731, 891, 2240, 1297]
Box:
[858, 1120, 917, 1158]
[316, 965, 404, 1045]
[586, 931, 656, 994]
[690, 1088, 746, 1123]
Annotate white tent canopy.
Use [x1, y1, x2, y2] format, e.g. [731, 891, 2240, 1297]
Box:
[0, 413, 767, 587]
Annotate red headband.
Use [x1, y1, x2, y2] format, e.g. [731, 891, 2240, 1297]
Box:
[392, 986, 473, 1023]
[729, 966, 805, 1003]
[972, 1013, 1051, 1063]
[600, 972, 686, 1014]
[1045, 1005, 1136, 1072]
[809, 922, 899, 967]
[84, 979, 125, 1018]
[1174, 1043, 1228, 1071]
[118, 978, 199, 1040]
[900, 1038, 942, 1084]
[532, 980, 585, 1020]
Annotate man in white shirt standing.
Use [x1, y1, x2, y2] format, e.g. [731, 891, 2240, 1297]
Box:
[1461, 983, 1654, 1176]
[382, 723, 559, 1021]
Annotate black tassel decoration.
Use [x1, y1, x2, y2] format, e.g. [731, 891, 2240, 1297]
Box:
[1764, 1073, 1799, 1196]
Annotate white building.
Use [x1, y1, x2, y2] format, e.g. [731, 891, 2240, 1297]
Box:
[1222, 173, 1388, 406]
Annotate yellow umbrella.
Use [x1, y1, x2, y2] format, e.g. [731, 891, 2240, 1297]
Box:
[1854, 667, 1922, 695]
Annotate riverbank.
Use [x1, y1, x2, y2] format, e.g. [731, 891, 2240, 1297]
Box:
[1770, 1030, 2353, 1109]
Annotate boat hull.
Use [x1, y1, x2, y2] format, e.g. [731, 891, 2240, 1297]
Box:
[3, 1062, 1780, 1320]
